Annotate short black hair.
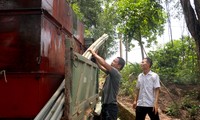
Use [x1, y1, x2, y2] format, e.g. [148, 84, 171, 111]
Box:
[117, 57, 125, 70]
[144, 57, 153, 67]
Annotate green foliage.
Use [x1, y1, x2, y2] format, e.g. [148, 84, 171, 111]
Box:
[188, 105, 200, 117]
[148, 36, 199, 84]
[115, 0, 166, 49]
[120, 63, 141, 96]
[69, 0, 167, 58]
[69, 0, 120, 58]
[166, 93, 200, 118]
[69, 0, 102, 29]
[71, 3, 84, 20]
[181, 95, 194, 109]
[166, 103, 180, 116]
[181, 95, 200, 118]
[92, 1, 120, 58]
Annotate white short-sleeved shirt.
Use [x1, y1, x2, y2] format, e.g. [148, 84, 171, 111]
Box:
[136, 70, 160, 107]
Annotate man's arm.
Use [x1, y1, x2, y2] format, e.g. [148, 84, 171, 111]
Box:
[153, 87, 160, 114]
[96, 61, 107, 73]
[89, 50, 112, 72]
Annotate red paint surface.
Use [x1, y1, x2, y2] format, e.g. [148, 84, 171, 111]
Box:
[0, 0, 85, 119]
[0, 73, 63, 118]
[0, 13, 64, 118]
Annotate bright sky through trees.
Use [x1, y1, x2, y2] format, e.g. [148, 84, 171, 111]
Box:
[107, 17, 189, 64]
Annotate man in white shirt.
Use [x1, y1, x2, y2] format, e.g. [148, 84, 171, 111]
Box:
[133, 57, 160, 120]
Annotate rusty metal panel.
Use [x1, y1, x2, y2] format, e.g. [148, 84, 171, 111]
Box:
[0, 0, 41, 9]
[0, 0, 84, 72]
[0, 0, 67, 118]
[0, 11, 41, 72]
[0, 0, 74, 39]
[0, 5, 64, 119]
[0, 0, 87, 118]
[40, 16, 65, 74]
[71, 52, 99, 120]
[77, 21, 84, 46]
[42, 0, 73, 37]
[41, 0, 84, 53]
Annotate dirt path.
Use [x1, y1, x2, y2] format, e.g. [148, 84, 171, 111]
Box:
[117, 83, 200, 120]
[117, 96, 178, 120]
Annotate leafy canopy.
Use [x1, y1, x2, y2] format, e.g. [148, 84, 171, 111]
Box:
[69, 0, 120, 58]
[116, 0, 166, 48]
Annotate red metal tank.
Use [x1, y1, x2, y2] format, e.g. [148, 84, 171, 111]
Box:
[0, 0, 85, 119]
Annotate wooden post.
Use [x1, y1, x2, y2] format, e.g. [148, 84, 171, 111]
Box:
[62, 35, 72, 120]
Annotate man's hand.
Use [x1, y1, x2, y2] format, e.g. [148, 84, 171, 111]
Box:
[152, 103, 159, 114]
[132, 101, 137, 109]
[153, 87, 160, 114]
[88, 49, 95, 55]
[88, 49, 112, 72]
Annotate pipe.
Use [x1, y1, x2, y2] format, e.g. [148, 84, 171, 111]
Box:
[82, 35, 102, 57]
[44, 93, 64, 120]
[56, 108, 64, 120]
[84, 34, 108, 59]
[34, 80, 65, 120]
[50, 95, 65, 120]
[83, 34, 108, 59]
[86, 35, 108, 59]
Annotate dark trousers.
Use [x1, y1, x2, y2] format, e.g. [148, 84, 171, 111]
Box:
[136, 106, 160, 120]
[101, 104, 118, 120]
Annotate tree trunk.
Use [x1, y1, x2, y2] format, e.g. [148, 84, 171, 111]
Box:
[180, 0, 200, 70]
[138, 30, 144, 60]
[119, 33, 123, 58]
[124, 35, 128, 64]
[139, 40, 144, 60]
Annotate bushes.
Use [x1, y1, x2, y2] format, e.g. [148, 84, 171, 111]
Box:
[119, 63, 141, 97]
[118, 36, 200, 119]
[166, 103, 180, 116]
[148, 36, 200, 85]
[166, 95, 200, 119]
